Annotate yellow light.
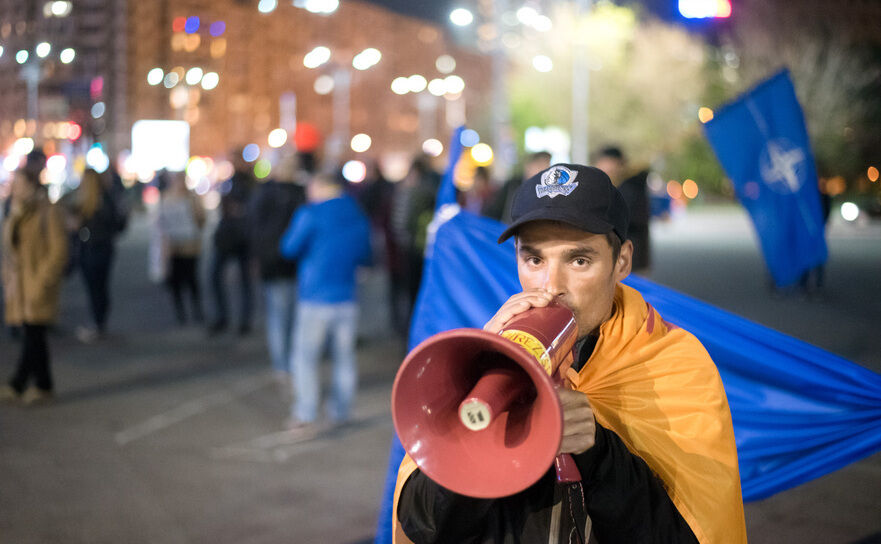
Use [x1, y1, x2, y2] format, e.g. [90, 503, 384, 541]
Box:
[184, 33, 200, 52]
[682, 179, 699, 199]
[210, 38, 227, 58]
[698, 107, 714, 124]
[470, 143, 494, 165]
[868, 166, 879, 182]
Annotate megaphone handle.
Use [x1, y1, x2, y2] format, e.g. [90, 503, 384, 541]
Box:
[554, 453, 582, 483]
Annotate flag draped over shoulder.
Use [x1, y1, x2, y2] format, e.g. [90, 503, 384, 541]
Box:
[703, 69, 828, 288]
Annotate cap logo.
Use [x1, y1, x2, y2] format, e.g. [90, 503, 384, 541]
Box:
[536, 166, 579, 199]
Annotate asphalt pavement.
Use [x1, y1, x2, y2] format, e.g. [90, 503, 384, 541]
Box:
[1, 204, 879, 543]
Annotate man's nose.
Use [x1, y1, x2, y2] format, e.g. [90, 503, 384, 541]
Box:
[542, 263, 566, 297]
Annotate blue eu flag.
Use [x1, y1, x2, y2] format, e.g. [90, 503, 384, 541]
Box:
[703, 69, 827, 287]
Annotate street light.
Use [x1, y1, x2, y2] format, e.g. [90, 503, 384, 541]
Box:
[450, 8, 474, 26]
[305, 47, 381, 165]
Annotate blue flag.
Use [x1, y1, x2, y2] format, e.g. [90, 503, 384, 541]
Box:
[703, 69, 828, 288]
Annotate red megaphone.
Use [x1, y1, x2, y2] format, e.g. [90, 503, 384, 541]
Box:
[391, 301, 581, 498]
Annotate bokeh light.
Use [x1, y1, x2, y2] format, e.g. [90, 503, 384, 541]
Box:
[427, 79, 446, 96]
[350, 133, 372, 153]
[450, 8, 474, 26]
[59, 47, 75, 64]
[666, 180, 683, 199]
[352, 48, 381, 71]
[682, 179, 699, 199]
[436, 55, 456, 74]
[16, 50, 28, 64]
[86, 144, 110, 173]
[209, 21, 226, 37]
[314, 74, 334, 95]
[185, 67, 203, 85]
[268, 128, 288, 148]
[698, 107, 714, 123]
[407, 75, 427, 93]
[840, 202, 860, 222]
[532, 55, 553, 73]
[163, 72, 180, 88]
[867, 166, 879, 182]
[342, 160, 367, 183]
[242, 143, 260, 162]
[184, 16, 200, 34]
[422, 138, 444, 157]
[459, 129, 480, 148]
[303, 0, 339, 14]
[13, 137, 35, 156]
[470, 143, 494, 165]
[254, 158, 272, 179]
[200, 72, 219, 90]
[147, 68, 165, 85]
[91, 102, 106, 119]
[303, 46, 331, 69]
[257, 0, 277, 13]
[443, 75, 465, 94]
[36, 42, 51, 58]
[390, 77, 410, 95]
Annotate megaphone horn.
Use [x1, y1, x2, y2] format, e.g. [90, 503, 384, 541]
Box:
[391, 301, 581, 498]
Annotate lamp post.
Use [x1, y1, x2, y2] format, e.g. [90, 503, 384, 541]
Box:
[570, 0, 592, 165]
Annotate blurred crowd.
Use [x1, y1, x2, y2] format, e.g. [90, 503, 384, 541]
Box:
[0, 143, 653, 430]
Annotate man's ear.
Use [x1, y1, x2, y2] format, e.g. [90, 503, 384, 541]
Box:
[615, 240, 633, 282]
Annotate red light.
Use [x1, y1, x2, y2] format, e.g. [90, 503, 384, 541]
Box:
[172, 16, 186, 32]
[68, 123, 82, 141]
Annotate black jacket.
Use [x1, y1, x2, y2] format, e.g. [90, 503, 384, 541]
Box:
[248, 180, 305, 279]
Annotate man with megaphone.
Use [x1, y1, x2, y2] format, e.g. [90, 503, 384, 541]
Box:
[391, 164, 746, 543]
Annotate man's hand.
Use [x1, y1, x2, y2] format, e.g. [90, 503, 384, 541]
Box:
[483, 290, 555, 334]
[557, 387, 596, 455]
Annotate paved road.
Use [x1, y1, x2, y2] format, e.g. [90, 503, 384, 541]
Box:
[1, 205, 879, 543]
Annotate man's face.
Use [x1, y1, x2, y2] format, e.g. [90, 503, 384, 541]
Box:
[516, 221, 632, 338]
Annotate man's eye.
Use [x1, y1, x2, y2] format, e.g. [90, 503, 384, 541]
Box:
[526, 257, 541, 266]
[573, 258, 589, 266]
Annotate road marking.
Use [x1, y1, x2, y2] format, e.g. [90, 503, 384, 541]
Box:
[210, 410, 392, 464]
[114, 373, 274, 446]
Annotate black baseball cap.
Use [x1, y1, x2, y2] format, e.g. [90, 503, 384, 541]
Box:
[497, 163, 630, 243]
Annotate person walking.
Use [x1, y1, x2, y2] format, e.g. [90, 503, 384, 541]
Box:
[248, 154, 305, 380]
[0, 168, 68, 404]
[157, 171, 206, 325]
[280, 171, 371, 429]
[208, 152, 255, 336]
[69, 168, 126, 342]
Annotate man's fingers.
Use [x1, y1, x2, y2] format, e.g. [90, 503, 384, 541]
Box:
[483, 291, 555, 332]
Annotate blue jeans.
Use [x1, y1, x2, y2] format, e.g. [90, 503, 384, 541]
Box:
[263, 279, 296, 375]
[290, 301, 359, 423]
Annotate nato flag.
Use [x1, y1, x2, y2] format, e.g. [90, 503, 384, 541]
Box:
[703, 69, 827, 288]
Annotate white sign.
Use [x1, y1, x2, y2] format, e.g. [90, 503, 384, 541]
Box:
[131, 120, 190, 173]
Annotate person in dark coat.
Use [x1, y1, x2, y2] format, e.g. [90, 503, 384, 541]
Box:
[248, 153, 306, 378]
[593, 146, 652, 274]
[208, 151, 256, 336]
[68, 168, 127, 342]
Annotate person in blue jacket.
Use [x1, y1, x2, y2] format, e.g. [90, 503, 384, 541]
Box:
[279, 170, 372, 430]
